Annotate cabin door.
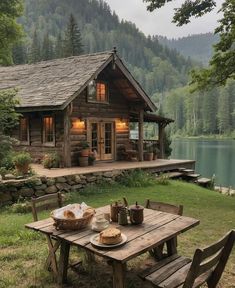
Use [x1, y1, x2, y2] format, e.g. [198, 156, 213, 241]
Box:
[90, 121, 114, 161]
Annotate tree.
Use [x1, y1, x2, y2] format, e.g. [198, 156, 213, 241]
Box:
[0, 0, 23, 65]
[63, 14, 83, 57]
[143, 0, 235, 89]
[42, 32, 54, 61]
[0, 89, 20, 166]
[29, 29, 41, 63]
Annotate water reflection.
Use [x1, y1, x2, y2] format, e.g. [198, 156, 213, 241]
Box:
[171, 139, 235, 187]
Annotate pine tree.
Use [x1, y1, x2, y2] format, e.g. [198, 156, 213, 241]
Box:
[64, 14, 83, 57]
[29, 29, 41, 63]
[55, 32, 63, 59]
[42, 32, 54, 61]
[12, 43, 27, 65]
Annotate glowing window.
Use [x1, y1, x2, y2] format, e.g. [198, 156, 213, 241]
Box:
[19, 117, 29, 143]
[43, 116, 54, 144]
[87, 81, 108, 103]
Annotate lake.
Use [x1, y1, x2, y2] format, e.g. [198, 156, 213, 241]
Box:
[171, 139, 235, 188]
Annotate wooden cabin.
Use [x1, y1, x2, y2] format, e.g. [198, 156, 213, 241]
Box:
[0, 49, 173, 167]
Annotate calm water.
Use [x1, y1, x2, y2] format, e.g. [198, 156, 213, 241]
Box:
[171, 139, 235, 188]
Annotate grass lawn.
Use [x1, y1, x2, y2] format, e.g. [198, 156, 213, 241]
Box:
[0, 180, 235, 287]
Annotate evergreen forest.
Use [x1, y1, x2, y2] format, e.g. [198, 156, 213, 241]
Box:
[10, 0, 235, 137]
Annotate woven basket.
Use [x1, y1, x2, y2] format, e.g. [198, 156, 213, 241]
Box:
[52, 212, 94, 231]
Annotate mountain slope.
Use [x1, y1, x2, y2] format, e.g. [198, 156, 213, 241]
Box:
[157, 33, 219, 64]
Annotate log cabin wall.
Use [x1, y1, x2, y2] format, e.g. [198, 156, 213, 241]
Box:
[12, 111, 64, 164]
[70, 79, 130, 165]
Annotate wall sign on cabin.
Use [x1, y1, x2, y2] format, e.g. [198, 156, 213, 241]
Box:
[87, 80, 108, 103]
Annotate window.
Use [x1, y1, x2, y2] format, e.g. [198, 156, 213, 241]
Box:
[87, 80, 108, 103]
[43, 116, 55, 145]
[19, 117, 29, 144]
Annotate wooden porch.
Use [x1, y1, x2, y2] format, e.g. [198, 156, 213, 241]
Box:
[31, 159, 195, 178]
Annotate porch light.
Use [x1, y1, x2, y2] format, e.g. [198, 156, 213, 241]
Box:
[72, 118, 85, 130]
[116, 118, 128, 130]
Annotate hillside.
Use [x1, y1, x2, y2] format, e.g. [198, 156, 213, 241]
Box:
[157, 33, 219, 64]
[16, 0, 193, 97]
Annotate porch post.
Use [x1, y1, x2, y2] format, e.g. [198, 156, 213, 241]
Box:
[63, 106, 71, 167]
[158, 123, 165, 159]
[138, 109, 144, 161]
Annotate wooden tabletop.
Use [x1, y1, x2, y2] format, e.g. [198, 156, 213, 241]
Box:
[25, 205, 199, 263]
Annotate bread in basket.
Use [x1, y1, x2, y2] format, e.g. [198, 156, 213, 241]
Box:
[51, 203, 95, 230]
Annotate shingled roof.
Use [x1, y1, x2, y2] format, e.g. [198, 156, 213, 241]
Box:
[0, 51, 156, 112]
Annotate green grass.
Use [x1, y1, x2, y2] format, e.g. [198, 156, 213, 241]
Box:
[0, 180, 235, 287]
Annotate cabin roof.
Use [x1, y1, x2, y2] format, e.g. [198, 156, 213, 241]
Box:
[0, 50, 156, 112]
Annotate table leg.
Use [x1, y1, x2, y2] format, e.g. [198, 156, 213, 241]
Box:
[45, 235, 61, 277]
[112, 261, 126, 288]
[166, 237, 177, 256]
[58, 240, 70, 285]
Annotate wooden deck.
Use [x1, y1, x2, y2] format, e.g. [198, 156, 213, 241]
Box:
[31, 159, 195, 178]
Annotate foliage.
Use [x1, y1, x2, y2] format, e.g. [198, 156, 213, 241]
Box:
[0, 0, 23, 65]
[0, 89, 20, 167]
[63, 14, 83, 57]
[191, 0, 235, 89]
[12, 152, 31, 167]
[156, 172, 170, 185]
[143, 0, 235, 89]
[42, 152, 60, 169]
[80, 141, 90, 149]
[11, 198, 31, 214]
[118, 169, 157, 187]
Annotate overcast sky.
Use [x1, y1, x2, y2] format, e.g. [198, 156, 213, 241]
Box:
[105, 0, 224, 38]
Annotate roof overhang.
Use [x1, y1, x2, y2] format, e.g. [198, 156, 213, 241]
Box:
[130, 112, 174, 126]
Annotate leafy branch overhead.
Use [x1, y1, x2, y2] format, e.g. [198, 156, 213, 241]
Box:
[143, 0, 235, 90]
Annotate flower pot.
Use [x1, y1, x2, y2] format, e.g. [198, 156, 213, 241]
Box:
[81, 148, 90, 157]
[144, 152, 153, 161]
[153, 154, 157, 160]
[15, 163, 29, 174]
[79, 156, 89, 167]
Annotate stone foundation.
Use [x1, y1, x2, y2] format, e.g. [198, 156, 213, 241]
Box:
[0, 170, 124, 206]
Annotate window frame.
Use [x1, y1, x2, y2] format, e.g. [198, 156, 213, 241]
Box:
[19, 116, 30, 145]
[42, 115, 56, 147]
[87, 80, 109, 104]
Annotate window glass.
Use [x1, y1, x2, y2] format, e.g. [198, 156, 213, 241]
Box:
[87, 81, 108, 103]
[43, 116, 54, 143]
[19, 117, 29, 143]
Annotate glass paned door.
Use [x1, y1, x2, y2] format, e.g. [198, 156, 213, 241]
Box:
[90, 121, 114, 160]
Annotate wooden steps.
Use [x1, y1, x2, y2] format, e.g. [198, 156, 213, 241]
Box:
[196, 177, 212, 188]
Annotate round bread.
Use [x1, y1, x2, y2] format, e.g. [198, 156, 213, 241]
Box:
[83, 207, 95, 217]
[99, 228, 122, 245]
[63, 210, 76, 219]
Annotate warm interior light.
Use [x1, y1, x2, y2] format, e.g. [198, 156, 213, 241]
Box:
[116, 119, 128, 130]
[73, 118, 85, 129]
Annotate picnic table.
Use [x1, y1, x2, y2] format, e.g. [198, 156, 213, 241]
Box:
[25, 205, 199, 288]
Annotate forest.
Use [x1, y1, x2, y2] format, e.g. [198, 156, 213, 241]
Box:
[10, 0, 235, 137]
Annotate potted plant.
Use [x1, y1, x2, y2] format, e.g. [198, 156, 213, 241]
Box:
[88, 152, 96, 166]
[13, 152, 32, 174]
[152, 143, 160, 160]
[42, 152, 60, 169]
[143, 144, 153, 161]
[80, 141, 90, 157]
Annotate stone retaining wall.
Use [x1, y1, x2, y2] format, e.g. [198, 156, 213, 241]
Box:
[0, 170, 123, 206]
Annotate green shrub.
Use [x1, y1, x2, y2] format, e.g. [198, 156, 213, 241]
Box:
[156, 173, 170, 185]
[11, 198, 32, 214]
[118, 169, 156, 187]
[12, 152, 31, 167]
[42, 152, 60, 169]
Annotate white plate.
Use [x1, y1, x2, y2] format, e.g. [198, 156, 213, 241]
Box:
[90, 233, 127, 248]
